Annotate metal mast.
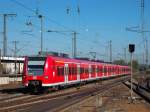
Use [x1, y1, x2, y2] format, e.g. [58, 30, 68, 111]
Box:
[109, 40, 112, 63]
[38, 15, 43, 54]
[124, 47, 127, 63]
[12, 41, 19, 57]
[1, 14, 16, 56]
[140, 0, 148, 67]
[72, 32, 77, 58]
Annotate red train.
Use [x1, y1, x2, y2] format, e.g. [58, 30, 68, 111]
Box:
[22, 55, 131, 91]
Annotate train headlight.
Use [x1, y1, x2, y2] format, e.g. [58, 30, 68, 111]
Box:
[53, 72, 55, 77]
[44, 76, 48, 79]
[45, 62, 48, 69]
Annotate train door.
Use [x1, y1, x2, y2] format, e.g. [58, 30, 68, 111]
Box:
[112, 66, 115, 76]
[100, 65, 103, 77]
[102, 65, 104, 77]
[77, 64, 80, 81]
[89, 65, 91, 79]
[64, 64, 69, 83]
[95, 65, 98, 78]
[104, 65, 108, 77]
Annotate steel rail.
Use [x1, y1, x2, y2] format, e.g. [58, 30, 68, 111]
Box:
[0, 76, 130, 112]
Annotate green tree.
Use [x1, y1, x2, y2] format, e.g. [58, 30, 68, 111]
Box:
[113, 59, 126, 65]
[128, 60, 139, 71]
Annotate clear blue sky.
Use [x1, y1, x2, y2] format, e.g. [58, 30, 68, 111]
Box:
[0, 0, 150, 63]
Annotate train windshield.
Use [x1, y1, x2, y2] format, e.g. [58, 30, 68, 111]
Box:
[27, 57, 46, 76]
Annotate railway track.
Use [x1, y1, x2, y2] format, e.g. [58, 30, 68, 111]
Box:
[0, 76, 130, 112]
[0, 87, 33, 102]
[124, 80, 150, 103]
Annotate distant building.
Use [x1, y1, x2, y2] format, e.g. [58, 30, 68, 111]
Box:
[0, 56, 24, 75]
[38, 51, 69, 58]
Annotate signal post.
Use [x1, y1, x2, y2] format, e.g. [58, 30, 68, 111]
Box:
[129, 44, 135, 102]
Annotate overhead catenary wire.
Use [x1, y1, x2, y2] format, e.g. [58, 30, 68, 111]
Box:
[10, 0, 94, 42]
[10, 0, 79, 55]
[9, 0, 107, 59]
[10, 0, 73, 31]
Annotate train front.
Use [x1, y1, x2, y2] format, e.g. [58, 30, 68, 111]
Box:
[22, 56, 47, 91]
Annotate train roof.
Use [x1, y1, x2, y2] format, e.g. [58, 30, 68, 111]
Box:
[26, 55, 129, 67]
[48, 55, 129, 67]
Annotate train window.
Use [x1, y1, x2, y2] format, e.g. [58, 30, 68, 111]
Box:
[83, 68, 85, 74]
[99, 67, 101, 73]
[74, 67, 77, 75]
[69, 67, 75, 75]
[91, 66, 95, 74]
[57, 67, 60, 75]
[99, 67, 102, 73]
[81, 68, 83, 74]
[74, 67, 76, 75]
[69, 67, 71, 75]
[72, 67, 74, 75]
[91, 67, 93, 73]
[72, 67, 73, 75]
[80, 68, 82, 74]
[116, 68, 117, 72]
[85, 68, 88, 74]
[104, 67, 107, 73]
[96, 67, 98, 73]
[89, 67, 92, 74]
[97, 67, 99, 73]
[110, 67, 112, 72]
[80, 67, 84, 74]
[61, 67, 64, 75]
[57, 66, 64, 76]
[84, 68, 86, 74]
[28, 56, 46, 76]
[87, 68, 89, 74]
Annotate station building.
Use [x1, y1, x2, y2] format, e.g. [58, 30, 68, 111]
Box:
[0, 56, 24, 76]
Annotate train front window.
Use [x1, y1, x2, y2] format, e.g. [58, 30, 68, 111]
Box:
[27, 57, 46, 76]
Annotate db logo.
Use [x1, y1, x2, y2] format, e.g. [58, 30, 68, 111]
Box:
[33, 76, 37, 80]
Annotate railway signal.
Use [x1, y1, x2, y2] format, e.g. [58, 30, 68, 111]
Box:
[129, 44, 135, 102]
[129, 44, 135, 53]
